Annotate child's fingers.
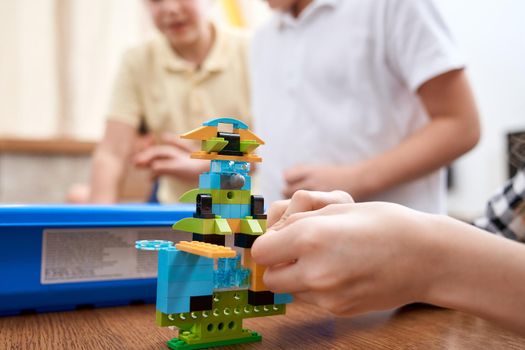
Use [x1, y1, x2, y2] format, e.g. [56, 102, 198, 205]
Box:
[162, 134, 195, 153]
[267, 200, 291, 227]
[272, 190, 354, 230]
[134, 146, 181, 166]
[150, 159, 182, 176]
[251, 228, 299, 266]
[262, 261, 309, 294]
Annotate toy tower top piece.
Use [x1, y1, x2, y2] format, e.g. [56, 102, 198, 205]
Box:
[181, 117, 264, 163]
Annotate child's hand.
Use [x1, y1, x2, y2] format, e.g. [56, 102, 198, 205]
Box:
[282, 164, 371, 201]
[252, 199, 436, 316]
[134, 134, 207, 182]
[267, 190, 354, 228]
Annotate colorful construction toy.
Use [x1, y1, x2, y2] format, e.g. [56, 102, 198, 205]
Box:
[136, 118, 293, 349]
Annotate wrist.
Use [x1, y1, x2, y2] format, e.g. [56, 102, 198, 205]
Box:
[343, 160, 384, 200]
[415, 214, 478, 308]
[396, 211, 448, 304]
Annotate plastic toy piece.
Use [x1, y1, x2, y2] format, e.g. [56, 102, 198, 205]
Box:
[217, 132, 243, 156]
[248, 290, 275, 306]
[194, 194, 214, 219]
[135, 240, 174, 251]
[220, 174, 247, 190]
[234, 233, 258, 248]
[157, 247, 214, 267]
[167, 332, 262, 350]
[214, 256, 250, 289]
[190, 151, 262, 163]
[189, 295, 214, 312]
[203, 117, 249, 129]
[180, 125, 218, 141]
[179, 188, 251, 205]
[239, 218, 263, 235]
[172, 218, 215, 234]
[239, 140, 260, 154]
[172, 218, 232, 235]
[202, 137, 228, 153]
[242, 249, 268, 291]
[137, 119, 291, 350]
[274, 293, 294, 305]
[237, 128, 265, 145]
[226, 218, 241, 232]
[175, 241, 236, 259]
[192, 233, 226, 246]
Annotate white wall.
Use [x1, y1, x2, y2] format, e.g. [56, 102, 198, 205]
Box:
[436, 0, 525, 216]
[0, 0, 59, 138]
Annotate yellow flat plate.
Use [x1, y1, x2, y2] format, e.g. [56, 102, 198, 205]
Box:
[175, 241, 236, 259]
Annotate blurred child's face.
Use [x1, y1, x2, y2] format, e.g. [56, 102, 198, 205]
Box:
[147, 0, 209, 49]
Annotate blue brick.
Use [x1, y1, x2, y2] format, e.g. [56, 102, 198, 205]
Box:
[157, 280, 214, 299]
[212, 204, 230, 218]
[156, 297, 190, 314]
[240, 204, 251, 218]
[212, 204, 251, 219]
[274, 293, 293, 305]
[203, 117, 249, 130]
[158, 248, 213, 267]
[158, 264, 214, 283]
[241, 175, 251, 190]
[199, 173, 222, 189]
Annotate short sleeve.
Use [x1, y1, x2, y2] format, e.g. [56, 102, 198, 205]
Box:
[385, 0, 466, 92]
[106, 50, 143, 128]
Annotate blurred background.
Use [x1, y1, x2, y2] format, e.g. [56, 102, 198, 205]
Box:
[0, 0, 524, 218]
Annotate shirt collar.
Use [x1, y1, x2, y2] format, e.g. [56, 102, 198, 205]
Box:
[161, 23, 228, 73]
[277, 0, 341, 29]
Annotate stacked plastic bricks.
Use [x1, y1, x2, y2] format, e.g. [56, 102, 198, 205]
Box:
[136, 118, 293, 350]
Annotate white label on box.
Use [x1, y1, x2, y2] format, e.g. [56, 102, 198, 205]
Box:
[41, 227, 191, 284]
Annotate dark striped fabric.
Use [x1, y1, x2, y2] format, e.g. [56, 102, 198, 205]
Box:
[473, 168, 525, 242]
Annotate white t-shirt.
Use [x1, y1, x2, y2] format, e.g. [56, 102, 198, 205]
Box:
[251, 0, 465, 213]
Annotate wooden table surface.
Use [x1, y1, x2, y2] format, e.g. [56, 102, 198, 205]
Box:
[1, 302, 524, 349]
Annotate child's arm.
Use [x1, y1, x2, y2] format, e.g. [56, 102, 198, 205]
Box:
[134, 135, 209, 184]
[283, 69, 480, 200]
[90, 121, 137, 203]
[252, 191, 525, 335]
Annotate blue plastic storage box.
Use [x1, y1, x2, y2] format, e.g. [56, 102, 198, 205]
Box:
[0, 204, 193, 316]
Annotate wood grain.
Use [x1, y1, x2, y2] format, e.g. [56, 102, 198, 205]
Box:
[1, 302, 524, 349]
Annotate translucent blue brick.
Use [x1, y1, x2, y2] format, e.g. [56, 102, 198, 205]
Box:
[210, 160, 250, 175]
[135, 240, 174, 251]
[214, 256, 250, 289]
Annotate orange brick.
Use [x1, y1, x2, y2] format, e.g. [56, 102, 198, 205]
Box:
[175, 241, 236, 259]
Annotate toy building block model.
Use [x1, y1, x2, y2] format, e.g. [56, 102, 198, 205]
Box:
[136, 118, 293, 350]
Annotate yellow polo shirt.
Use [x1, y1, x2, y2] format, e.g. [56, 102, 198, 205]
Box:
[107, 25, 251, 203]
